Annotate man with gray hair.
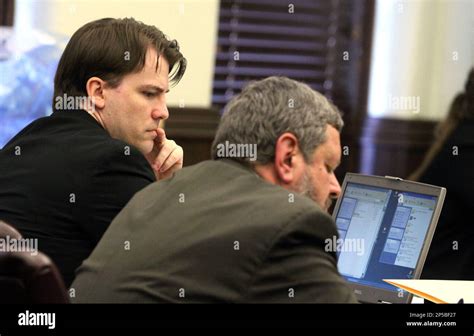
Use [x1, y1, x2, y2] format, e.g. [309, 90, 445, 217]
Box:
[212, 76, 344, 212]
[71, 76, 358, 303]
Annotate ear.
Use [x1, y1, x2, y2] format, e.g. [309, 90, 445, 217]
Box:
[273, 132, 305, 185]
[85, 77, 106, 110]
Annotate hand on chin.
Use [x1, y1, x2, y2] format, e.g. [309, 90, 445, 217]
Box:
[144, 128, 184, 180]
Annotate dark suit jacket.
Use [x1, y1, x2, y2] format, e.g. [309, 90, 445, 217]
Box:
[0, 109, 155, 286]
[71, 159, 357, 303]
[420, 120, 474, 280]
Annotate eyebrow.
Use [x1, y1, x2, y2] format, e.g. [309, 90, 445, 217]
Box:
[139, 85, 170, 93]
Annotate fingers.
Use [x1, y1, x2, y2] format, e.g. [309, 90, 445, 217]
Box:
[155, 127, 166, 145]
[145, 128, 168, 166]
[157, 157, 183, 180]
[146, 128, 184, 180]
[153, 139, 183, 177]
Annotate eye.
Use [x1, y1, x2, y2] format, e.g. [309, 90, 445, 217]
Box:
[326, 164, 334, 174]
[143, 91, 157, 98]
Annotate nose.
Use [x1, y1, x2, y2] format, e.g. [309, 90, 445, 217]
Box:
[329, 173, 342, 200]
[152, 102, 169, 121]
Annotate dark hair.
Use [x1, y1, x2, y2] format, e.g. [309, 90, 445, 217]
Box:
[53, 17, 186, 105]
[432, 67, 474, 133]
[409, 67, 474, 181]
[459, 67, 474, 120]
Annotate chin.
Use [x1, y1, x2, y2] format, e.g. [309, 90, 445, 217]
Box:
[147, 140, 157, 154]
[133, 142, 152, 156]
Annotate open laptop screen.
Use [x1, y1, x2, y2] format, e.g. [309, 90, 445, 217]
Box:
[335, 182, 437, 292]
[332, 174, 445, 303]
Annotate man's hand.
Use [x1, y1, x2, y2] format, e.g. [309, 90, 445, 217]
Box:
[145, 128, 183, 180]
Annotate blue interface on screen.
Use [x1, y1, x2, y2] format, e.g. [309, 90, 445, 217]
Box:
[335, 182, 437, 292]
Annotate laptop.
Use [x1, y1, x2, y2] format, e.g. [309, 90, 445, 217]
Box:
[331, 173, 446, 304]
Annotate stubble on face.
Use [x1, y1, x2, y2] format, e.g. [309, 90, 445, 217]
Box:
[101, 48, 169, 155]
[294, 166, 332, 211]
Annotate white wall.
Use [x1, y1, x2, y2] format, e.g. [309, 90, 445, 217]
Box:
[16, 0, 219, 108]
[368, 0, 474, 120]
[17, 0, 473, 115]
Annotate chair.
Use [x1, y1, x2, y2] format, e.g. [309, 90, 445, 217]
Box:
[0, 219, 22, 239]
[0, 220, 69, 303]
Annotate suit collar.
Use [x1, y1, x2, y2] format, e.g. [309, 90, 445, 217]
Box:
[216, 159, 260, 177]
[52, 109, 105, 131]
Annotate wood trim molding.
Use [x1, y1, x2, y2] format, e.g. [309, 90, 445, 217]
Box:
[166, 107, 220, 140]
[165, 107, 221, 166]
[164, 109, 437, 181]
[0, 0, 14, 27]
[358, 117, 437, 178]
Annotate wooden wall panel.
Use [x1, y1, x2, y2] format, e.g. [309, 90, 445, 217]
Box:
[357, 117, 437, 179]
[165, 107, 221, 167]
[166, 108, 437, 184]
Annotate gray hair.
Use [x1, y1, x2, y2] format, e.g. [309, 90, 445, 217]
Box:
[211, 76, 343, 164]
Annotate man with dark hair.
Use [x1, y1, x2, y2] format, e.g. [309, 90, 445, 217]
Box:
[71, 76, 358, 303]
[0, 18, 186, 287]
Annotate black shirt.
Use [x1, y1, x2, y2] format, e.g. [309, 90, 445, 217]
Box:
[0, 109, 155, 286]
[420, 120, 474, 280]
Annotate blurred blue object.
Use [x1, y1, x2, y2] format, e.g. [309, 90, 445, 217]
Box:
[0, 40, 63, 148]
